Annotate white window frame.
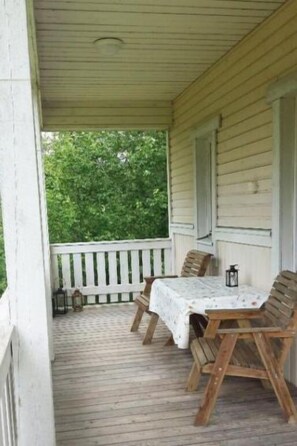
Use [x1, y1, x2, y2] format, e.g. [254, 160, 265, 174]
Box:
[193, 115, 220, 254]
[267, 69, 297, 276]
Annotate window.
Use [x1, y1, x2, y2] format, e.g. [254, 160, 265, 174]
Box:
[193, 116, 220, 253]
[195, 135, 212, 240]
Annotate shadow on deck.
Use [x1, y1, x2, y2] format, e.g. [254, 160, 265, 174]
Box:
[52, 304, 297, 446]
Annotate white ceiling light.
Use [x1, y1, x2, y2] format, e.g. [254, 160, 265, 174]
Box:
[93, 38, 124, 56]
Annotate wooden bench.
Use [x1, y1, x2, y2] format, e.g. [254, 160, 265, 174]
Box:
[130, 250, 212, 344]
[186, 270, 297, 426]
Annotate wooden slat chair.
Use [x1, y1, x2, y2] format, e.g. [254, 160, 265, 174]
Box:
[186, 270, 297, 426]
[130, 250, 212, 345]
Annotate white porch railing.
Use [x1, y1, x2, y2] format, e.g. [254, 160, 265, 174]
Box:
[50, 238, 172, 305]
[0, 290, 17, 445]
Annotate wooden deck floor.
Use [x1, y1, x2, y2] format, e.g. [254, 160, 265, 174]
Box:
[52, 304, 297, 446]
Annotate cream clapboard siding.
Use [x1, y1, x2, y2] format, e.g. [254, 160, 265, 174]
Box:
[170, 0, 297, 386]
[172, 233, 195, 274]
[42, 100, 173, 130]
[216, 241, 272, 290]
[170, 0, 297, 228]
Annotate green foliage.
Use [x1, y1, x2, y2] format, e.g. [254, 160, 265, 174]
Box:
[0, 130, 168, 293]
[44, 130, 168, 243]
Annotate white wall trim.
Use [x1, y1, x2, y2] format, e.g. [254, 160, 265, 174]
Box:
[267, 70, 297, 104]
[170, 223, 195, 236]
[192, 115, 221, 139]
[271, 99, 282, 276]
[166, 130, 172, 232]
[0, 0, 56, 442]
[193, 115, 221, 254]
[215, 227, 272, 247]
[268, 72, 297, 276]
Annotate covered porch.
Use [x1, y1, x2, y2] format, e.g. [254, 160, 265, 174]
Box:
[1, 0, 297, 444]
[53, 305, 297, 445]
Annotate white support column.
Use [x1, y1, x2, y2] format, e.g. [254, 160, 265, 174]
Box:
[0, 0, 56, 444]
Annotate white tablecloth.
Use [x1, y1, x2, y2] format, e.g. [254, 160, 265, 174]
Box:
[149, 277, 269, 349]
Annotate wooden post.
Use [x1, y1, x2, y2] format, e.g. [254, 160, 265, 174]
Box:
[0, 0, 56, 444]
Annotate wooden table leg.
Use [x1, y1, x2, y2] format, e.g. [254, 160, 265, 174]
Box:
[143, 313, 159, 345]
[130, 307, 144, 332]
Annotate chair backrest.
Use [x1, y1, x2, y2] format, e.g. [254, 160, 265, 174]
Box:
[180, 250, 212, 278]
[264, 270, 297, 330]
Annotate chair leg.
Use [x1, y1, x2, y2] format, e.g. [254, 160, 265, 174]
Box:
[130, 306, 145, 332]
[190, 314, 205, 338]
[164, 334, 174, 346]
[194, 334, 238, 426]
[253, 333, 297, 424]
[261, 379, 273, 390]
[143, 313, 159, 345]
[186, 362, 201, 392]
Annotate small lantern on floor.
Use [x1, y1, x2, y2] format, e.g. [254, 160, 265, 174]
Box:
[53, 288, 68, 315]
[72, 289, 84, 312]
[226, 264, 239, 287]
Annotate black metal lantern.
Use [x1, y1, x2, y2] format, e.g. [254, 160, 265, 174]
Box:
[72, 289, 84, 312]
[53, 288, 68, 315]
[226, 264, 239, 287]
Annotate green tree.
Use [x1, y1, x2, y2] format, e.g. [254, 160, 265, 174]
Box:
[44, 130, 168, 243]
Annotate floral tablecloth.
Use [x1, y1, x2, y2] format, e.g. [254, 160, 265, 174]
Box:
[149, 276, 269, 349]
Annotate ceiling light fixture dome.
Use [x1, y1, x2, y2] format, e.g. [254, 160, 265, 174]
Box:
[93, 37, 124, 56]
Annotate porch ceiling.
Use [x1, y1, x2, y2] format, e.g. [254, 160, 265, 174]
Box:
[34, 0, 285, 130]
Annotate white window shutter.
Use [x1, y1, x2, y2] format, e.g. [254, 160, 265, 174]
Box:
[196, 138, 212, 239]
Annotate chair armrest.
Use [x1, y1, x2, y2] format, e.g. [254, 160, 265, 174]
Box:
[144, 275, 178, 284]
[205, 308, 265, 320]
[217, 326, 282, 334]
[203, 308, 265, 339]
[216, 326, 297, 340]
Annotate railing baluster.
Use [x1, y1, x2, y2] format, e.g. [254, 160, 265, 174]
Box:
[4, 383, 12, 446]
[142, 249, 151, 278]
[6, 369, 16, 446]
[153, 248, 162, 276]
[61, 254, 72, 306]
[85, 253, 95, 304]
[120, 251, 129, 301]
[51, 254, 60, 289]
[0, 410, 4, 446]
[164, 247, 172, 275]
[0, 336, 16, 446]
[108, 251, 118, 303]
[97, 253, 107, 303]
[51, 239, 172, 304]
[73, 253, 83, 289]
[0, 398, 9, 446]
[131, 250, 140, 299]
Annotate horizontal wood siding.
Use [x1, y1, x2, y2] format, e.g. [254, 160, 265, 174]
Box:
[172, 233, 195, 274]
[216, 241, 272, 290]
[35, 0, 284, 110]
[170, 0, 297, 228]
[42, 100, 172, 130]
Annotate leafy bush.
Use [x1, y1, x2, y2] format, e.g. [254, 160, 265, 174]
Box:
[44, 130, 168, 243]
[0, 130, 169, 290]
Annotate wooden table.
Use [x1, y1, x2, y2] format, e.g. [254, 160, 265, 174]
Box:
[149, 276, 268, 348]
